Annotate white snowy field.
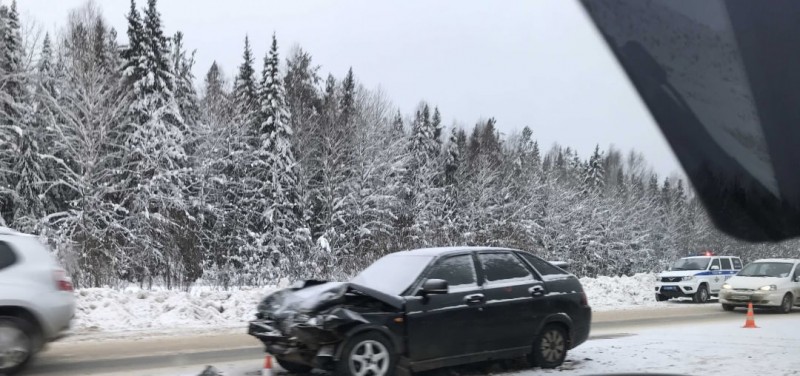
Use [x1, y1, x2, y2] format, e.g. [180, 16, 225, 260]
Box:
[72, 273, 659, 334]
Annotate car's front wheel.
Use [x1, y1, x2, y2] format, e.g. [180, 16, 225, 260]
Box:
[692, 284, 709, 303]
[275, 356, 313, 374]
[530, 324, 568, 369]
[336, 331, 396, 376]
[0, 316, 35, 376]
[779, 293, 793, 314]
[655, 293, 669, 302]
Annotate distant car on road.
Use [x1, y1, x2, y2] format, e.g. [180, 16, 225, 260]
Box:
[0, 227, 75, 375]
[655, 254, 743, 303]
[719, 258, 800, 313]
[248, 247, 591, 376]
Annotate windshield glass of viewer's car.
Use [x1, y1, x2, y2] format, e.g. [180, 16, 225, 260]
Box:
[671, 257, 711, 271]
[737, 262, 794, 278]
[350, 254, 432, 295]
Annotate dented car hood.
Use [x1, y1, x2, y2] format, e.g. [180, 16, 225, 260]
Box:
[257, 281, 404, 318]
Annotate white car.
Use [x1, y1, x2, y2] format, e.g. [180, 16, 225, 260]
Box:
[655, 255, 743, 303]
[0, 227, 75, 375]
[719, 258, 800, 313]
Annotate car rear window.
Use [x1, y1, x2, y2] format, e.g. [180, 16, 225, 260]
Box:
[477, 252, 533, 284]
[721, 258, 732, 270]
[0, 241, 17, 270]
[517, 252, 566, 276]
[425, 254, 478, 291]
[733, 258, 743, 269]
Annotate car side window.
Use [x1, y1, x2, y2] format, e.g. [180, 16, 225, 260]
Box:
[517, 252, 561, 277]
[720, 258, 732, 270]
[733, 258, 743, 269]
[477, 252, 533, 285]
[709, 258, 721, 270]
[425, 254, 478, 291]
[0, 241, 17, 270]
[793, 265, 800, 281]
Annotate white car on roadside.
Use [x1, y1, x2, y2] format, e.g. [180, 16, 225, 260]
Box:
[0, 227, 75, 375]
[655, 254, 743, 303]
[718, 258, 800, 313]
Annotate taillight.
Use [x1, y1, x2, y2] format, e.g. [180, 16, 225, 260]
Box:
[580, 292, 589, 306]
[54, 269, 74, 292]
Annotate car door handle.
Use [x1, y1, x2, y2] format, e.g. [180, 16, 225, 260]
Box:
[463, 294, 485, 305]
[529, 285, 545, 297]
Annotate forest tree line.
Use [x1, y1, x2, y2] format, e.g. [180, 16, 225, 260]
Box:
[0, 0, 794, 288]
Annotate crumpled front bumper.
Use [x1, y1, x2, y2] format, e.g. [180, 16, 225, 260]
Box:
[248, 319, 338, 368]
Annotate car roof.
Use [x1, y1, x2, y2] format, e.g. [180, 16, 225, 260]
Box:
[397, 246, 520, 257]
[752, 258, 800, 264]
[682, 255, 739, 258]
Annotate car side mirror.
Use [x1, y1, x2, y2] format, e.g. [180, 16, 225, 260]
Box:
[711, 265, 720, 270]
[795, 276, 800, 283]
[421, 279, 448, 295]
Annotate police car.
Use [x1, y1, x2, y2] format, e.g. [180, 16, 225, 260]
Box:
[655, 252, 743, 303]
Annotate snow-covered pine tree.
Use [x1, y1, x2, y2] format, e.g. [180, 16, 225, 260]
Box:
[340, 67, 355, 127]
[583, 145, 605, 195]
[232, 36, 259, 139]
[284, 46, 320, 166]
[114, 0, 192, 285]
[201, 61, 231, 126]
[258, 34, 309, 279]
[171, 32, 201, 131]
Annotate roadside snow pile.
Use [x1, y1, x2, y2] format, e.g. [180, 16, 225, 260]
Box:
[74, 285, 277, 333]
[580, 273, 658, 310]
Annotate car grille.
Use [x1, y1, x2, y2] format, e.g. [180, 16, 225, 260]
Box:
[661, 277, 682, 282]
[733, 288, 755, 292]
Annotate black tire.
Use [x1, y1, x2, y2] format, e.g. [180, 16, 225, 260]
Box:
[0, 316, 35, 376]
[779, 293, 793, 314]
[276, 357, 313, 374]
[722, 304, 735, 312]
[530, 324, 568, 369]
[335, 331, 396, 376]
[655, 294, 669, 302]
[692, 284, 709, 303]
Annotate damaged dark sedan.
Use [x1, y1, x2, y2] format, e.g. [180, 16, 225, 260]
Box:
[248, 247, 591, 376]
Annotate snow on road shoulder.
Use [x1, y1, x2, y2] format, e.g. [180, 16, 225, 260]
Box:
[533, 312, 800, 376]
[72, 273, 660, 334]
[580, 273, 659, 311]
[73, 285, 277, 333]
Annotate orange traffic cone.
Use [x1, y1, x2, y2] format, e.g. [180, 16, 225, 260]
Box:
[262, 354, 274, 376]
[743, 302, 758, 328]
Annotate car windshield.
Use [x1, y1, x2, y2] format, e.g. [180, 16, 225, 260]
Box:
[350, 254, 433, 296]
[737, 262, 794, 278]
[670, 258, 711, 271]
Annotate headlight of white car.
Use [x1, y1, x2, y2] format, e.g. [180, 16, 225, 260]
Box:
[682, 276, 694, 281]
[759, 285, 777, 291]
[722, 284, 732, 289]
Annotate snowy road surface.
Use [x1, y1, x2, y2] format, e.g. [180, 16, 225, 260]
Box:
[27, 303, 797, 375]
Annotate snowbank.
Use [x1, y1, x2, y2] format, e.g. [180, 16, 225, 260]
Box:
[73, 274, 658, 333]
[73, 285, 277, 333]
[580, 273, 658, 310]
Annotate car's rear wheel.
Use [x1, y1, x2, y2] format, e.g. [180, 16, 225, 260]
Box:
[0, 316, 34, 376]
[722, 304, 735, 311]
[779, 293, 793, 314]
[336, 331, 395, 376]
[529, 324, 568, 369]
[655, 293, 669, 302]
[692, 284, 709, 303]
[275, 356, 313, 374]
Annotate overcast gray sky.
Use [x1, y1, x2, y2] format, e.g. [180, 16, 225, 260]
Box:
[18, 0, 683, 176]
